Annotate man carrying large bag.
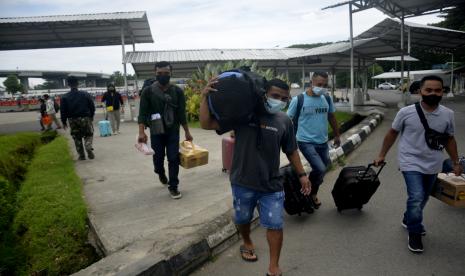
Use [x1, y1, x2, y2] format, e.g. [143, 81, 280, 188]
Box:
[200, 75, 310, 276]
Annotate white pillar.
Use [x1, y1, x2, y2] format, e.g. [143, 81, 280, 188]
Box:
[400, 13, 406, 107]
[451, 53, 454, 94]
[121, 24, 132, 121]
[349, 2, 354, 112]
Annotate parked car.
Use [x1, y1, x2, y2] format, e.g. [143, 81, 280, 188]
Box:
[290, 83, 300, 89]
[378, 82, 396, 90]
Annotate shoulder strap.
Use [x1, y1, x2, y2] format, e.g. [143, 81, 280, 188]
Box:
[324, 94, 331, 106]
[293, 93, 305, 129]
[415, 102, 430, 130]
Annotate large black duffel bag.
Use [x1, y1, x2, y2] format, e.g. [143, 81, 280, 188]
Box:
[207, 68, 266, 129]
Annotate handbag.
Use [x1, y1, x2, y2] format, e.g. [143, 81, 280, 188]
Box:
[41, 115, 52, 126]
[414, 103, 449, 151]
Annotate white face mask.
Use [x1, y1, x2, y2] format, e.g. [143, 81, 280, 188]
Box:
[265, 97, 287, 114]
[312, 86, 327, 96]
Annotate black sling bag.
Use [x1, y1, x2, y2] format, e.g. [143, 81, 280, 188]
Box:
[414, 102, 449, 151]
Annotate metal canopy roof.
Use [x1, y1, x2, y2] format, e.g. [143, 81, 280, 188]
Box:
[0, 69, 111, 79]
[0, 11, 153, 50]
[375, 55, 419, 61]
[357, 18, 465, 52]
[126, 38, 401, 78]
[324, 0, 465, 18]
[125, 48, 307, 78]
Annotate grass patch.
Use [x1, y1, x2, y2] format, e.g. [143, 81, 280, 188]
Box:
[0, 132, 42, 274]
[328, 111, 355, 138]
[0, 132, 42, 187]
[11, 136, 98, 275]
[188, 120, 201, 129]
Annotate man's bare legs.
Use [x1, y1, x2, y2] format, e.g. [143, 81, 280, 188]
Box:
[267, 229, 283, 275]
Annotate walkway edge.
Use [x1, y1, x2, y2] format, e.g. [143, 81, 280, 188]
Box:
[329, 112, 384, 164]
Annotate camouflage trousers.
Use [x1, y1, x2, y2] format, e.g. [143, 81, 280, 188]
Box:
[69, 117, 94, 156]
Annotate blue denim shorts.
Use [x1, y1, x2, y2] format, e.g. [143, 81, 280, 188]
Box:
[231, 184, 284, 230]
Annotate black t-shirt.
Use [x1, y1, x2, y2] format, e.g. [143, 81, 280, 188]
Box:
[218, 112, 297, 192]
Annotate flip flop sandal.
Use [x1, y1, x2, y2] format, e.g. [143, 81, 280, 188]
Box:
[240, 245, 258, 262]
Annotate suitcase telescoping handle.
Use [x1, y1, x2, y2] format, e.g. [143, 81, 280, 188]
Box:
[360, 162, 386, 180]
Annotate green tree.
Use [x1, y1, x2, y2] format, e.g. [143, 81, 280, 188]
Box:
[3, 75, 23, 94]
[432, 3, 465, 31]
[110, 71, 125, 86]
[110, 71, 135, 86]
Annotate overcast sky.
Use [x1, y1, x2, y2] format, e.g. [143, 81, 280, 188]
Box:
[0, 0, 444, 84]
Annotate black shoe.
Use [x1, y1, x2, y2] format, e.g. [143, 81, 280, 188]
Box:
[402, 221, 426, 236]
[408, 233, 424, 253]
[158, 173, 168, 185]
[78, 155, 86, 160]
[169, 188, 182, 199]
[87, 151, 95, 160]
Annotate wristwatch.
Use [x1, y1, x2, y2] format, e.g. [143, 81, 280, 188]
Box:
[297, 172, 307, 178]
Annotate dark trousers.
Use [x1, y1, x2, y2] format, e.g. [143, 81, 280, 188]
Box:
[150, 131, 180, 189]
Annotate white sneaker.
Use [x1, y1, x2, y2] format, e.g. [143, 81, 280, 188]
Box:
[113, 132, 117, 135]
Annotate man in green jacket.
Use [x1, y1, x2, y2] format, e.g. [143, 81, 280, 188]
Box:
[138, 61, 193, 199]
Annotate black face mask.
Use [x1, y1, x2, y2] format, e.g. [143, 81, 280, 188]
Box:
[156, 75, 170, 86]
[422, 95, 442, 106]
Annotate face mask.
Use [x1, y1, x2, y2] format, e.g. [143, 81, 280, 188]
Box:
[265, 97, 287, 114]
[156, 75, 171, 86]
[312, 86, 327, 96]
[422, 95, 442, 106]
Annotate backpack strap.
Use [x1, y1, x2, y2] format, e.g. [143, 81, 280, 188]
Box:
[415, 102, 430, 131]
[292, 93, 305, 132]
[324, 94, 332, 107]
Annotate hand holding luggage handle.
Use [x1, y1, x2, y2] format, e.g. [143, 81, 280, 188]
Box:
[358, 162, 387, 181]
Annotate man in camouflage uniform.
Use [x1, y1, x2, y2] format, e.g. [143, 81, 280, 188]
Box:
[60, 76, 96, 160]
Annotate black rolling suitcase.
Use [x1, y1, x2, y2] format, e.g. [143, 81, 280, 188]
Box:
[280, 165, 314, 215]
[332, 162, 386, 212]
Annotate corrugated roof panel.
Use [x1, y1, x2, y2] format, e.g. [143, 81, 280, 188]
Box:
[0, 11, 146, 23]
[0, 11, 153, 50]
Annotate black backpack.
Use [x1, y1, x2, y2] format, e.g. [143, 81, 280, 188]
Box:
[280, 165, 314, 216]
[208, 68, 266, 130]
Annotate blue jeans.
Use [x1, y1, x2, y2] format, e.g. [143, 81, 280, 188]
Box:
[402, 171, 438, 234]
[231, 184, 284, 230]
[298, 142, 330, 195]
[151, 131, 180, 189]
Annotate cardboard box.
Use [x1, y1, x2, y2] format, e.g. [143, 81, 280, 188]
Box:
[432, 173, 465, 208]
[179, 141, 208, 169]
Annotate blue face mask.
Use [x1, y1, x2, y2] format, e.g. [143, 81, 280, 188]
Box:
[265, 97, 287, 114]
[312, 86, 327, 96]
